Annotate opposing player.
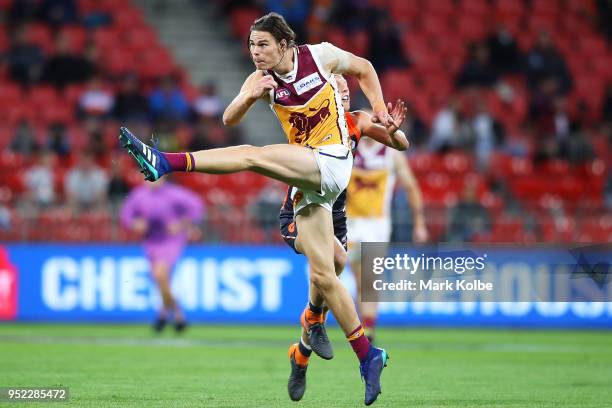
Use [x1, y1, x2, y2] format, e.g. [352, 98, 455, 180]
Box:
[280, 74, 409, 401]
[120, 177, 203, 332]
[347, 129, 428, 344]
[119, 13, 392, 405]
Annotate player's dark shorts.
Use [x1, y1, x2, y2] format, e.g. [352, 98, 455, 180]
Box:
[279, 187, 348, 254]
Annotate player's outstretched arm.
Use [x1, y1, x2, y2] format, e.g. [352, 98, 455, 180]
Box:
[222, 71, 276, 126]
[394, 151, 429, 243]
[342, 53, 394, 127]
[355, 101, 410, 150]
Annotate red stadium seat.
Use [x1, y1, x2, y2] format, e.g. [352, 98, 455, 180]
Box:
[0, 83, 23, 105]
[39, 104, 73, 126]
[459, 0, 491, 16]
[423, 0, 456, 17]
[381, 69, 416, 103]
[389, 0, 422, 24]
[456, 15, 488, 42]
[60, 25, 88, 53]
[530, 0, 560, 17]
[326, 29, 349, 52]
[24, 23, 53, 54]
[123, 28, 158, 52]
[494, 0, 525, 18]
[93, 27, 121, 52]
[113, 6, 146, 29]
[229, 8, 260, 39]
[28, 86, 60, 110]
[442, 152, 473, 175]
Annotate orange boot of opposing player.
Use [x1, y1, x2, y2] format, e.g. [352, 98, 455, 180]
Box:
[300, 302, 333, 360]
[287, 340, 311, 401]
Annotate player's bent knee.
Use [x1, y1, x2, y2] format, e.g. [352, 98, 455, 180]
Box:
[310, 267, 335, 293]
[334, 251, 347, 276]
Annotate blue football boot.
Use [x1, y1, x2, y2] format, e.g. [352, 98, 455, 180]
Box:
[360, 346, 389, 406]
[118, 127, 169, 181]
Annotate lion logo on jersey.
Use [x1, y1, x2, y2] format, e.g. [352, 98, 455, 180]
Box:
[289, 99, 331, 143]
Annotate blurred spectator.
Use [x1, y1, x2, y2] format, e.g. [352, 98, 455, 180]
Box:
[192, 81, 222, 119]
[596, 0, 612, 41]
[472, 101, 498, 171]
[456, 42, 497, 88]
[6, 0, 39, 27]
[188, 118, 239, 150]
[430, 98, 463, 153]
[113, 74, 149, 122]
[38, 0, 78, 28]
[82, 1, 113, 29]
[402, 104, 428, 149]
[78, 76, 114, 119]
[42, 36, 98, 89]
[215, 0, 257, 15]
[524, 31, 572, 95]
[0, 195, 11, 230]
[149, 75, 190, 122]
[447, 180, 491, 242]
[152, 119, 180, 152]
[265, 0, 311, 42]
[65, 151, 108, 211]
[5, 26, 44, 86]
[107, 161, 130, 208]
[602, 84, 612, 124]
[23, 151, 56, 209]
[9, 120, 39, 156]
[486, 25, 521, 75]
[528, 78, 559, 135]
[367, 11, 409, 74]
[328, 0, 371, 32]
[552, 97, 571, 140]
[251, 180, 287, 240]
[605, 172, 612, 211]
[188, 119, 213, 151]
[7, 0, 39, 27]
[83, 118, 106, 158]
[45, 122, 71, 157]
[561, 125, 596, 165]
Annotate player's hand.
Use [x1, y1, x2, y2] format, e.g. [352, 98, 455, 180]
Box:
[413, 223, 429, 244]
[386, 99, 407, 135]
[250, 74, 278, 99]
[371, 102, 395, 127]
[131, 219, 148, 236]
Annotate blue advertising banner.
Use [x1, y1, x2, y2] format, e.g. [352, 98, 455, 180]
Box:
[0, 244, 611, 328]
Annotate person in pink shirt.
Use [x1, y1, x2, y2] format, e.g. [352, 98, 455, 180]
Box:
[121, 177, 203, 332]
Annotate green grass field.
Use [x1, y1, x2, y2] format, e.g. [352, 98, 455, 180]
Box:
[1, 324, 611, 407]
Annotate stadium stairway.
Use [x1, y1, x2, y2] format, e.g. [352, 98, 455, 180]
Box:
[131, 0, 281, 146]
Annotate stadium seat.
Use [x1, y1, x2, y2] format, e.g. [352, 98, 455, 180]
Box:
[230, 8, 260, 39]
[458, 0, 490, 16]
[25, 23, 53, 54]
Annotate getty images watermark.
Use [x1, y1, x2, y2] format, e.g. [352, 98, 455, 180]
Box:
[360, 243, 612, 303]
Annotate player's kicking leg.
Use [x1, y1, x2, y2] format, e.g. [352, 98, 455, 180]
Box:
[119, 127, 320, 190]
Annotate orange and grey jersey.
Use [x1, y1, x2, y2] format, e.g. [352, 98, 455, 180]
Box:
[346, 143, 396, 219]
[266, 43, 349, 148]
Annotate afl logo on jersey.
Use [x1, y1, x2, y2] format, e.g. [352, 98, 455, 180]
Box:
[276, 88, 290, 100]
